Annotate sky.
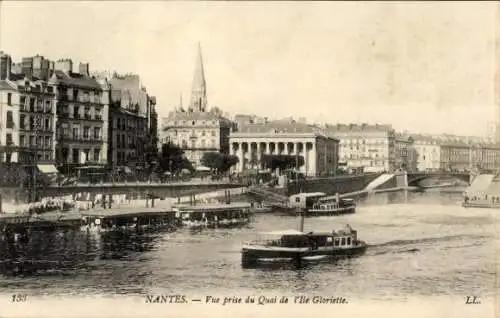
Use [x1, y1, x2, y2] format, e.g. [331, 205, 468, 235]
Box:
[0, 1, 498, 137]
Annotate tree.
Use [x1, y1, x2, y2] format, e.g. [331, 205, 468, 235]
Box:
[261, 154, 304, 172]
[157, 142, 194, 174]
[201, 152, 239, 174]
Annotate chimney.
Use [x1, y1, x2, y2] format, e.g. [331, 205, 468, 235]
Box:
[55, 58, 73, 74]
[79, 62, 89, 76]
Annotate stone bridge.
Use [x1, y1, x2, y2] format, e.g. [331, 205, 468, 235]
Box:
[406, 171, 471, 186]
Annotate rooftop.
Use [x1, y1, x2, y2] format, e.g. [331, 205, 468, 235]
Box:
[324, 123, 394, 133]
[50, 70, 102, 90]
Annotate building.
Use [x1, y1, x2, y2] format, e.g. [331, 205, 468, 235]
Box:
[439, 141, 471, 172]
[229, 119, 339, 176]
[0, 75, 57, 167]
[394, 133, 417, 172]
[323, 123, 396, 173]
[410, 134, 441, 171]
[160, 44, 232, 166]
[47, 59, 110, 170]
[106, 73, 156, 169]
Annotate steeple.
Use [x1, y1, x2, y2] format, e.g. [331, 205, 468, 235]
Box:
[189, 42, 207, 112]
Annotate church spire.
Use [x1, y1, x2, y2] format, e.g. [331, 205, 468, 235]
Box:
[189, 42, 207, 112]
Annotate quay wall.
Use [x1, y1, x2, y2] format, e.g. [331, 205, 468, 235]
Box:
[287, 173, 382, 196]
[1, 187, 248, 214]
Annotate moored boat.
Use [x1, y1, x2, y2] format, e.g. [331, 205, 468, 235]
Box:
[288, 192, 356, 216]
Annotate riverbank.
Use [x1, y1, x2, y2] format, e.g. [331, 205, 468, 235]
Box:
[338, 186, 419, 199]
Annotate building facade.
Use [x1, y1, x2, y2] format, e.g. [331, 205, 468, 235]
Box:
[106, 73, 156, 169]
[160, 44, 232, 166]
[411, 134, 441, 171]
[229, 120, 339, 176]
[1, 51, 158, 176]
[48, 59, 110, 168]
[394, 134, 417, 172]
[324, 124, 396, 173]
[0, 76, 57, 166]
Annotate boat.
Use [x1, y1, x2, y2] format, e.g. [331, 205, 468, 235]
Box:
[308, 198, 355, 216]
[241, 209, 367, 267]
[288, 192, 356, 216]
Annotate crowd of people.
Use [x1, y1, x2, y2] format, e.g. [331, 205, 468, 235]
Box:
[463, 193, 500, 205]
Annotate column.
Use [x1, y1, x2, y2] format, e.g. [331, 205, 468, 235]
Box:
[248, 142, 254, 170]
[256, 142, 261, 169]
[265, 142, 271, 155]
[294, 142, 300, 173]
[238, 142, 244, 172]
[310, 142, 317, 176]
[305, 142, 310, 177]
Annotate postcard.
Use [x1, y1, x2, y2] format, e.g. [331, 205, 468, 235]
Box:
[0, 1, 497, 318]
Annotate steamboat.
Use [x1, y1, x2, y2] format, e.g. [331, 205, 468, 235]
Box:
[288, 192, 356, 216]
[241, 206, 366, 267]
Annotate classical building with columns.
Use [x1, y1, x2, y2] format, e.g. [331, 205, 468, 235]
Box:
[229, 120, 339, 176]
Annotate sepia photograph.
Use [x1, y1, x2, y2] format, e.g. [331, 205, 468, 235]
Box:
[0, 1, 497, 317]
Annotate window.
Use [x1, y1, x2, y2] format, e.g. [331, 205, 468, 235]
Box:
[347, 237, 351, 245]
[45, 100, 51, 113]
[93, 127, 100, 140]
[44, 136, 51, 148]
[19, 135, 25, 147]
[83, 126, 90, 139]
[37, 136, 42, 146]
[45, 118, 50, 131]
[6, 111, 13, 128]
[7, 93, 12, 106]
[95, 107, 102, 120]
[73, 127, 79, 139]
[73, 107, 80, 118]
[202, 131, 206, 136]
[29, 136, 34, 146]
[20, 96, 26, 107]
[341, 238, 346, 246]
[47, 86, 53, 94]
[192, 121, 195, 125]
[93, 149, 100, 162]
[334, 239, 340, 247]
[84, 149, 90, 161]
[84, 106, 91, 119]
[211, 131, 216, 137]
[295, 197, 300, 203]
[6, 134, 13, 145]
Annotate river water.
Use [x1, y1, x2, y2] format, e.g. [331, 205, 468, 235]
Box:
[0, 189, 498, 318]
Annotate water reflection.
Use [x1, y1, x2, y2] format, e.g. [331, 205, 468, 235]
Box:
[0, 227, 170, 277]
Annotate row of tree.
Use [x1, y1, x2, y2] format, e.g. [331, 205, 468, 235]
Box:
[154, 142, 306, 176]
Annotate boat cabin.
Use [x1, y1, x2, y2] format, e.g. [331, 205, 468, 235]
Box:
[311, 198, 355, 211]
[289, 192, 326, 209]
[257, 225, 358, 250]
